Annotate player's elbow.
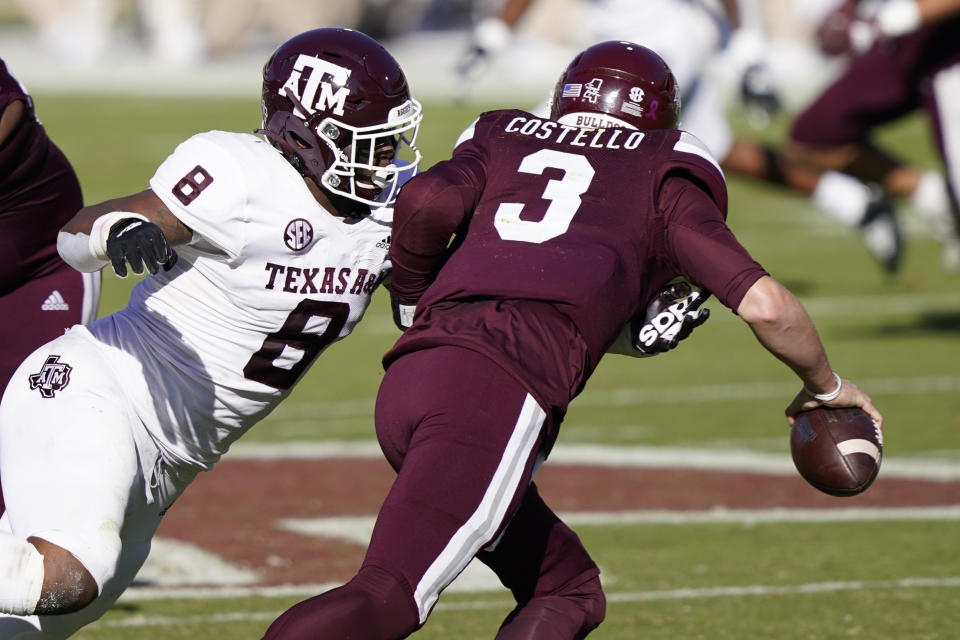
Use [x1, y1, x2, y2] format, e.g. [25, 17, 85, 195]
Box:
[737, 275, 793, 329]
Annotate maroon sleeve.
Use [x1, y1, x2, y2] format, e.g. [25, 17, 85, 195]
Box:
[389, 155, 484, 305]
[0, 58, 40, 180]
[660, 176, 768, 311]
[0, 58, 30, 110]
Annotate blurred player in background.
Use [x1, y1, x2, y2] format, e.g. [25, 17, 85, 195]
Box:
[0, 58, 100, 398]
[455, 0, 914, 272]
[788, 0, 960, 272]
[262, 41, 882, 640]
[15, 0, 206, 67]
[0, 28, 422, 638]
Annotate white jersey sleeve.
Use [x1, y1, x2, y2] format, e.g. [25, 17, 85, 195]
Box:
[149, 130, 256, 259]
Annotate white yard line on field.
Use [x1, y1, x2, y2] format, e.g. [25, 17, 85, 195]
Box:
[96, 576, 960, 629]
[573, 375, 960, 407]
[271, 506, 960, 551]
[261, 374, 960, 425]
[353, 290, 960, 336]
[225, 438, 960, 481]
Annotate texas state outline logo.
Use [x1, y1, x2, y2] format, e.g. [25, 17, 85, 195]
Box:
[28, 354, 73, 398]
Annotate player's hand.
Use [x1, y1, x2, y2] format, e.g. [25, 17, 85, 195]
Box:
[106, 217, 178, 277]
[816, 0, 913, 56]
[784, 377, 883, 428]
[632, 278, 710, 356]
[817, 0, 859, 55]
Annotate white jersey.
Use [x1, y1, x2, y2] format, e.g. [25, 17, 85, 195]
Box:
[86, 131, 393, 470]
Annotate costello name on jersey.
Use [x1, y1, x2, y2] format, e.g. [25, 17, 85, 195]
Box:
[263, 262, 382, 296]
[504, 116, 648, 151]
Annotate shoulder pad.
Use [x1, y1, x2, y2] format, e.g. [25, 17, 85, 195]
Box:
[673, 131, 722, 176]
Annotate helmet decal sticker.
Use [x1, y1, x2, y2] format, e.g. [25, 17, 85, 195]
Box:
[584, 78, 603, 104]
[622, 87, 646, 118]
[280, 55, 352, 118]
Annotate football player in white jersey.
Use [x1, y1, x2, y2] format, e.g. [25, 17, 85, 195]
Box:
[0, 27, 422, 638]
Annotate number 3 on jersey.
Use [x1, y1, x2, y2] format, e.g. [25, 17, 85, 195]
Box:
[494, 149, 595, 244]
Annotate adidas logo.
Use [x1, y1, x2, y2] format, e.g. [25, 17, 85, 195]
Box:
[376, 235, 391, 250]
[41, 290, 69, 312]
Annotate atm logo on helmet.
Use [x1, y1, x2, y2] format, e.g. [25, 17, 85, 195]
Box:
[280, 54, 352, 118]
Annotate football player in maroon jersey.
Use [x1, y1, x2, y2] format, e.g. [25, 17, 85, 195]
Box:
[789, 0, 960, 272]
[0, 59, 100, 399]
[0, 59, 101, 517]
[262, 41, 883, 640]
[454, 0, 908, 273]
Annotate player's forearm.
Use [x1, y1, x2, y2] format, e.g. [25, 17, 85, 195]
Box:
[387, 250, 443, 304]
[58, 189, 191, 273]
[916, 0, 960, 24]
[495, 0, 537, 28]
[736, 276, 837, 395]
[61, 189, 189, 240]
[0, 99, 25, 146]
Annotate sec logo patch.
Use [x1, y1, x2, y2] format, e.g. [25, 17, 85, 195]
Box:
[284, 218, 314, 252]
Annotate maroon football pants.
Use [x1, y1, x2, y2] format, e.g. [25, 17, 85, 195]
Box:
[262, 345, 604, 639]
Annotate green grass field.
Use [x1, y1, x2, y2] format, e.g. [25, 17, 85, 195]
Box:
[32, 91, 960, 639]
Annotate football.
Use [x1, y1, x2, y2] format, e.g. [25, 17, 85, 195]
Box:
[790, 406, 883, 497]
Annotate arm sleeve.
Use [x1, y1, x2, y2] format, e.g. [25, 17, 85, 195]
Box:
[660, 175, 768, 311]
[389, 155, 484, 304]
[149, 132, 250, 259]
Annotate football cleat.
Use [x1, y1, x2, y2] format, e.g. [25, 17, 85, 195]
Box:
[859, 186, 902, 273]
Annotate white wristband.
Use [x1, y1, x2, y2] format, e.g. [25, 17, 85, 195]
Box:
[876, 0, 922, 37]
[804, 372, 842, 402]
[89, 211, 149, 260]
[57, 230, 108, 273]
[396, 304, 416, 329]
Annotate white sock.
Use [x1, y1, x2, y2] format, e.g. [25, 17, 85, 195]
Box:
[811, 171, 873, 227]
[911, 170, 958, 237]
[0, 533, 45, 615]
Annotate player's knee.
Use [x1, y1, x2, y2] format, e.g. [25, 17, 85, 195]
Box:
[28, 537, 98, 615]
[0, 534, 95, 616]
[347, 565, 420, 638]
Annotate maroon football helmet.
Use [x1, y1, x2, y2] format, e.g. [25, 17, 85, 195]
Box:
[550, 40, 681, 131]
[260, 28, 422, 208]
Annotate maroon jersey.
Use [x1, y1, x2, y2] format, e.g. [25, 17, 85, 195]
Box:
[0, 58, 83, 291]
[387, 110, 767, 417]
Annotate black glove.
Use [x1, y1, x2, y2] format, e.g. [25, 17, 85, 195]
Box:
[632, 279, 711, 356]
[106, 218, 178, 277]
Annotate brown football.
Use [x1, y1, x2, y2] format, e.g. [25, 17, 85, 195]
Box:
[790, 406, 883, 497]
